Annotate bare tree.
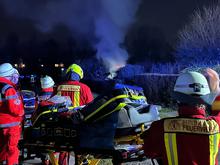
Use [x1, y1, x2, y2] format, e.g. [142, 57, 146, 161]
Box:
[176, 2, 220, 65]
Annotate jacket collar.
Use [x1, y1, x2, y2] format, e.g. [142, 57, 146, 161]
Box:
[178, 104, 206, 118]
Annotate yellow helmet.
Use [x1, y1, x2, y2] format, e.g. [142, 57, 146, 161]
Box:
[66, 64, 84, 79]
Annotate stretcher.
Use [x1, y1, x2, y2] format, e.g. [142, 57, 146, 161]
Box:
[20, 83, 160, 165]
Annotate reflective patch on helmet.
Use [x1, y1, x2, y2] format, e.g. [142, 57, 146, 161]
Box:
[14, 99, 21, 105]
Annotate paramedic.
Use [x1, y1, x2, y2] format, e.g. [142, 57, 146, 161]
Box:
[0, 63, 24, 165]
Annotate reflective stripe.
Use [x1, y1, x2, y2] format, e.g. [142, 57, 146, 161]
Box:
[209, 134, 219, 165]
[32, 109, 58, 126]
[1, 84, 12, 94]
[164, 118, 220, 165]
[48, 150, 58, 165]
[57, 91, 61, 96]
[164, 133, 178, 165]
[73, 91, 80, 107]
[57, 85, 81, 107]
[0, 122, 20, 128]
[94, 102, 127, 122]
[57, 85, 80, 92]
[164, 118, 219, 134]
[24, 97, 36, 101]
[5, 94, 18, 100]
[0, 94, 18, 102]
[175, 84, 209, 88]
[84, 94, 129, 121]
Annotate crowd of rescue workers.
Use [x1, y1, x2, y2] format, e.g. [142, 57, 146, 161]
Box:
[1, 62, 220, 165]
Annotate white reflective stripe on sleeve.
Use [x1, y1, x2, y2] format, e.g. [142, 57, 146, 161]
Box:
[1, 84, 12, 94]
[0, 94, 19, 102]
[0, 122, 20, 128]
[5, 94, 19, 100]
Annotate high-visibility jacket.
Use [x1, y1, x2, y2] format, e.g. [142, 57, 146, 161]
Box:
[56, 80, 93, 165]
[56, 80, 93, 107]
[143, 105, 220, 165]
[0, 77, 24, 127]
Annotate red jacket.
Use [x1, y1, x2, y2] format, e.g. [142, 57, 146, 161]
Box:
[56, 80, 93, 107]
[143, 105, 220, 165]
[38, 87, 54, 107]
[38, 87, 53, 101]
[0, 77, 24, 128]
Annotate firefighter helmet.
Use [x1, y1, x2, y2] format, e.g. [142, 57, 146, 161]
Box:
[174, 71, 210, 96]
[66, 64, 83, 79]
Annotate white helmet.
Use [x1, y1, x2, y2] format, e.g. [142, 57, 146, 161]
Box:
[40, 75, 55, 89]
[174, 71, 210, 96]
[0, 63, 18, 77]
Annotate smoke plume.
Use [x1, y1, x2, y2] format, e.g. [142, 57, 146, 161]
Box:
[95, 0, 140, 72]
[1, 0, 140, 71]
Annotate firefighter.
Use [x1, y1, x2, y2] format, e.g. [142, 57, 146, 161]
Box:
[56, 64, 93, 165]
[0, 63, 24, 165]
[56, 63, 93, 107]
[142, 70, 220, 165]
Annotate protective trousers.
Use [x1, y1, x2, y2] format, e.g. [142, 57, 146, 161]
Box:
[0, 126, 21, 165]
[59, 152, 68, 165]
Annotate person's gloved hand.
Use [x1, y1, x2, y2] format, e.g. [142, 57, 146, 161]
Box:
[205, 68, 220, 94]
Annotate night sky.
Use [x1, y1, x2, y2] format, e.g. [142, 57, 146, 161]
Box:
[0, 0, 216, 68]
[136, 0, 214, 44]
